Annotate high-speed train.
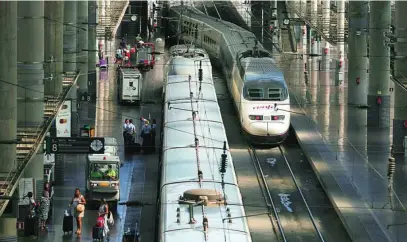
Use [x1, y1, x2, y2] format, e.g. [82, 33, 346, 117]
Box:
[167, 5, 290, 145]
[159, 45, 252, 242]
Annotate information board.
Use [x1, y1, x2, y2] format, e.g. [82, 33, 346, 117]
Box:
[48, 137, 105, 154]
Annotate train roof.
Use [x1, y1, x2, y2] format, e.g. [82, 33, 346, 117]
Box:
[242, 58, 286, 83]
[169, 44, 209, 58]
[171, 5, 266, 57]
[119, 67, 141, 75]
[167, 56, 212, 77]
[161, 182, 251, 242]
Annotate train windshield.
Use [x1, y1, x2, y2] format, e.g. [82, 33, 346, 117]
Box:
[244, 81, 288, 101]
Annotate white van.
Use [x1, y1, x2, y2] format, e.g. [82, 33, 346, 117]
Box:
[117, 67, 143, 104]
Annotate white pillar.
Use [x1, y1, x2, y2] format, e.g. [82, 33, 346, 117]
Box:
[348, 1, 369, 106]
[393, 1, 407, 153]
[368, 1, 391, 128]
[336, 0, 345, 86]
[322, 0, 330, 38]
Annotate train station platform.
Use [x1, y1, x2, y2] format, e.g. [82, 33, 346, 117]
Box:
[18, 37, 164, 241]
[276, 40, 405, 241]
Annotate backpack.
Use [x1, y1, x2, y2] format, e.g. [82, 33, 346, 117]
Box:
[96, 216, 104, 227]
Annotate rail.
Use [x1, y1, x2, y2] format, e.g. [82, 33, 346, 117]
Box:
[248, 147, 286, 242]
[0, 72, 79, 217]
[278, 146, 325, 242]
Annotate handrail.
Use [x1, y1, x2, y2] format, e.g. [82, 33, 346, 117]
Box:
[0, 72, 80, 216]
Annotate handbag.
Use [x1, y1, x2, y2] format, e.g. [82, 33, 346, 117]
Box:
[107, 211, 114, 226]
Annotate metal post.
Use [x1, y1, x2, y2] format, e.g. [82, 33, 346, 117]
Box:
[77, 1, 89, 96]
[393, 1, 407, 153]
[348, 1, 368, 106]
[335, 0, 345, 86]
[368, 1, 391, 128]
[0, 2, 17, 175]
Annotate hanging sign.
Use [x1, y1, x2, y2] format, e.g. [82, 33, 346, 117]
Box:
[56, 100, 72, 137]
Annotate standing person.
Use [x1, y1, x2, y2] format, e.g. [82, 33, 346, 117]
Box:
[127, 119, 136, 144]
[151, 119, 157, 153]
[123, 119, 129, 144]
[140, 120, 152, 153]
[70, 188, 86, 235]
[98, 198, 110, 236]
[39, 191, 50, 230]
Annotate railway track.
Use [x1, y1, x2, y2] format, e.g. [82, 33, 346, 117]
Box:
[248, 145, 324, 242]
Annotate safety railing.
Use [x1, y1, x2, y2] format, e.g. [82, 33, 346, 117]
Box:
[0, 72, 79, 217]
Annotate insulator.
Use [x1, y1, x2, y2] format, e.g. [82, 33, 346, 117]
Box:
[223, 141, 227, 152]
[387, 157, 396, 178]
[198, 69, 203, 81]
[190, 92, 193, 99]
[219, 153, 227, 173]
[203, 217, 208, 228]
[195, 138, 199, 147]
[188, 74, 191, 81]
[192, 111, 196, 119]
[198, 170, 203, 178]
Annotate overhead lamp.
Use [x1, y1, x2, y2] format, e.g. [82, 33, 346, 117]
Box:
[283, 18, 290, 25]
[131, 15, 137, 21]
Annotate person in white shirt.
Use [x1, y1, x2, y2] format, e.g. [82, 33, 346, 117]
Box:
[123, 119, 129, 144]
[127, 119, 136, 144]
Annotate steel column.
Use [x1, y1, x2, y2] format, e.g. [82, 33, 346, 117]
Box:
[393, 1, 407, 153]
[77, 1, 89, 95]
[88, 1, 97, 104]
[17, 1, 45, 183]
[368, 1, 391, 127]
[0, 2, 17, 175]
[44, 1, 64, 97]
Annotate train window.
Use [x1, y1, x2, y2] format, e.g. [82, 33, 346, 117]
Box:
[248, 88, 264, 99]
[268, 88, 282, 100]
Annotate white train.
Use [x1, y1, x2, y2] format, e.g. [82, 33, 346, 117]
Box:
[167, 5, 290, 145]
[159, 45, 252, 242]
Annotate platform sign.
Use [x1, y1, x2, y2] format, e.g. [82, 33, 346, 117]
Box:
[46, 137, 105, 154]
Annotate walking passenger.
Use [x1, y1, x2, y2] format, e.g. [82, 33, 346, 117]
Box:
[70, 188, 86, 235]
[98, 198, 110, 236]
[39, 191, 50, 230]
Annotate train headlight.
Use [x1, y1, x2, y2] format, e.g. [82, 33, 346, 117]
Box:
[249, 115, 263, 120]
[271, 115, 285, 120]
[91, 183, 98, 187]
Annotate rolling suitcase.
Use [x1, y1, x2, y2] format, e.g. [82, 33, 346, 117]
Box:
[92, 226, 104, 240]
[24, 216, 37, 236]
[63, 214, 73, 234]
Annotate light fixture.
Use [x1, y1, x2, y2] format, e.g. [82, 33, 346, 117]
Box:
[131, 15, 137, 22]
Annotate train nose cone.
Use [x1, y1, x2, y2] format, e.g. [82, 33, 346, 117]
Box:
[249, 122, 268, 136]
